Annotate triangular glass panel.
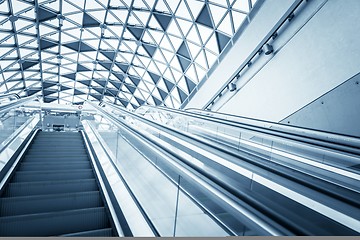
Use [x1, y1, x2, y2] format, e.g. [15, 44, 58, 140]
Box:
[177, 42, 191, 60]
[164, 79, 175, 92]
[40, 38, 57, 50]
[27, 89, 41, 96]
[83, 12, 100, 27]
[64, 42, 80, 52]
[218, 12, 233, 35]
[158, 87, 168, 100]
[80, 42, 96, 52]
[22, 60, 39, 70]
[209, 4, 228, 27]
[92, 87, 103, 94]
[152, 96, 162, 106]
[129, 76, 140, 86]
[185, 76, 196, 93]
[93, 79, 106, 87]
[112, 73, 124, 81]
[44, 96, 57, 103]
[43, 81, 57, 88]
[195, 5, 213, 28]
[118, 98, 129, 107]
[216, 31, 231, 52]
[60, 85, 72, 91]
[126, 84, 136, 94]
[79, 80, 91, 86]
[127, 26, 144, 40]
[77, 64, 90, 72]
[115, 63, 129, 73]
[153, 12, 172, 31]
[99, 62, 113, 71]
[37, 6, 57, 22]
[90, 93, 102, 101]
[74, 89, 85, 95]
[142, 43, 157, 57]
[105, 88, 118, 96]
[148, 71, 161, 84]
[109, 80, 122, 89]
[177, 56, 191, 72]
[100, 51, 116, 61]
[43, 89, 57, 96]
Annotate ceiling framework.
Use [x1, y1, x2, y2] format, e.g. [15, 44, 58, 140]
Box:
[0, 0, 257, 109]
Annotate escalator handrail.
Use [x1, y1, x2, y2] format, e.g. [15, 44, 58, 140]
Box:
[186, 107, 360, 141]
[0, 95, 39, 114]
[0, 93, 20, 100]
[133, 105, 360, 154]
[0, 116, 36, 154]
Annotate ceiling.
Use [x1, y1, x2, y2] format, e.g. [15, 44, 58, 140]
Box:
[0, 0, 257, 109]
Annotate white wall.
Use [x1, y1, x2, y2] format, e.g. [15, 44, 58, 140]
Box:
[185, 0, 297, 109]
[186, 0, 360, 135]
[280, 73, 360, 137]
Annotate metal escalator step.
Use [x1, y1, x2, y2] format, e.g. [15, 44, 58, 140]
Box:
[25, 151, 88, 157]
[11, 169, 94, 182]
[36, 136, 82, 138]
[0, 207, 110, 236]
[3, 178, 98, 197]
[27, 145, 85, 150]
[32, 141, 83, 144]
[33, 137, 83, 141]
[33, 139, 83, 142]
[60, 228, 114, 236]
[28, 145, 85, 149]
[27, 146, 85, 151]
[25, 152, 88, 158]
[0, 191, 103, 216]
[19, 162, 91, 171]
[22, 156, 89, 163]
[36, 135, 82, 138]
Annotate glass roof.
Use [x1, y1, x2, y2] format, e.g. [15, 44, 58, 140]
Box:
[0, 0, 257, 109]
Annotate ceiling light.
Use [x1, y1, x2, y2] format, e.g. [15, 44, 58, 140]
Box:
[263, 44, 273, 55]
[229, 83, 236, 92]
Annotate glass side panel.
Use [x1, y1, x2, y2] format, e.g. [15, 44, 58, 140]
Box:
[83, 114, 229, 236]
[136, 106, 360, 193]
[0, 108, 38, 149]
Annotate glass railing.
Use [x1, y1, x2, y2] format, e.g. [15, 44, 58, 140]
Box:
[133, 105, 360, 191]
[0, 96, 41, 152]
[83, 101, 360, 235]
[0, 96, 41, 179]
[81, 107, 233, 236]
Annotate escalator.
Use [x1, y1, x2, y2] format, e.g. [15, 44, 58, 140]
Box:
[88, 101, 360, 235]
[0, 131, 117, 236]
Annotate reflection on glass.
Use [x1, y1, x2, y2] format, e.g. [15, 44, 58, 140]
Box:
[84, 115, 229, 236]
[0, 109, 35, 149]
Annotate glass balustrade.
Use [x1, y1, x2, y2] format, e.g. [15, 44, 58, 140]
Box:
[81, 111, 230, 236]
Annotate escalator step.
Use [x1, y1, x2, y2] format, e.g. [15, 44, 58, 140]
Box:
[0, 207, 110, 236]
[11, 169, 94, 182]
[0, 191, 103, 216]
[26, 147, 86, 152]
[3, 179, 98, 197]
[25, 152, 88, 158]
[19, 162, 91, 171]
[22, 156, 89, 162]
[60, 228, 114, 236]
[27, 146, 85, 151]
[32, 142, 84, 147]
